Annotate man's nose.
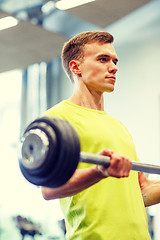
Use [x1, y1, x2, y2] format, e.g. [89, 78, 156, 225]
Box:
[108, 63, 118, 74]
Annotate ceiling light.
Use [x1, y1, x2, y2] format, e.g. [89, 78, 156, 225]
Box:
[41, 1, 55, 14]
[55, 0, 96, 11]
[0, 16, 19, 31]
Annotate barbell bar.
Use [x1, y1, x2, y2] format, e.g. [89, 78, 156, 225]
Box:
[80, 152, 160, 174]
[19, 117, 160, 188]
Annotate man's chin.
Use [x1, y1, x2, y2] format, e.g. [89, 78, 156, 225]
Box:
[105, 87, 115, 93]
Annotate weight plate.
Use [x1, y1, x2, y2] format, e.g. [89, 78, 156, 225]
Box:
[19, 117, 80, 187]
[20, 128, 49, 169]
[47, 118, 80, 187]
[19, 119, 59, 186]
[34, 117, 80, 187]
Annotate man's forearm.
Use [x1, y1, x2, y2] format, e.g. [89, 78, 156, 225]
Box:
[142, 180, 160, 207]
[139, 172, 160, 207]
[41, 166, 105, 200]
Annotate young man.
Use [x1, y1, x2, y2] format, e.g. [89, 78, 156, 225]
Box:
[41, 31, 160, 240]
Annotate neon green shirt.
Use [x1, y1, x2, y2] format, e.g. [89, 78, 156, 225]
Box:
[44, 100, 151, 240]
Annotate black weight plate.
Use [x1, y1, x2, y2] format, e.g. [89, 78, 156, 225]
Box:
[47, 118, 80, 187]
[19, 121, 59, 186]
[19, 117, 80, 187]
[55, 118, 80, 185]
[23, 122, 58, 174]
[33, 117, 80, 187]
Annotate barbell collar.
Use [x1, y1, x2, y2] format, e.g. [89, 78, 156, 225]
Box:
[20, 128, 49, 169]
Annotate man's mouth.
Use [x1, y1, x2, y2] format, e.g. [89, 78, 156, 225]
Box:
[106, 76, 116, 82]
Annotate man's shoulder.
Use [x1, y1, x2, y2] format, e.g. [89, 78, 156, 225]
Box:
[44, 100, 74, 120]
[44, 101, 65, 117]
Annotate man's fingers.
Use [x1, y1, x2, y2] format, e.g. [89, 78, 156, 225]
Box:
[98, 149, 114, 157]
[97, 149, 132, 179]
[107, 153, 132, 178]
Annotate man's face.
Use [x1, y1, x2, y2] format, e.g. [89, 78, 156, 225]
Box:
[78, 42, 118, 93]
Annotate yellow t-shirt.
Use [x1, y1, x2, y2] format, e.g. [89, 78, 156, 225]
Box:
[44, 100, 151, 240]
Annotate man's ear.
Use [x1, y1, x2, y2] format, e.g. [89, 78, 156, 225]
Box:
[69, 60, 81, 76]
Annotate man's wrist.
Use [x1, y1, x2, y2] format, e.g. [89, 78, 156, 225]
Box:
[96, 165, 109, 178]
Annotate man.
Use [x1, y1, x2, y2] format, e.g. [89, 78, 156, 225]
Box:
[41, 31, 160, 240]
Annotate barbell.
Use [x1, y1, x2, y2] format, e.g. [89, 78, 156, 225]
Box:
[19, 117, 160, 188]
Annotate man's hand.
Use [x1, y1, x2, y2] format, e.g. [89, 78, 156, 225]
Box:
[97, 149, 132, 178]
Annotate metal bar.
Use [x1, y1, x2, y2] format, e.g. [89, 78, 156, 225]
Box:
[131, 161, 160, 175]
[80, 152, 110, 167]
[80, 152, 160, 175]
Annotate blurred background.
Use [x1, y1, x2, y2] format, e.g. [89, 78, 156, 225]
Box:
[0, 0, 160, 239]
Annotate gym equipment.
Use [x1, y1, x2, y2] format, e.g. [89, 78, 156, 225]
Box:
[19, 117, 160, 188]
[14, 215, 42, 240]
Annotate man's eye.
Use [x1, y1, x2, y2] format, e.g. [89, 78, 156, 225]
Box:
[99, 58, 107, 62]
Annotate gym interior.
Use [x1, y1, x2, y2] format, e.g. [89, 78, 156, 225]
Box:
[0, 0, 160, 239]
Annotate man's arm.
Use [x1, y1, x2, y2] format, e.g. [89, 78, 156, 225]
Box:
[41, 149, 132, 200]
[138, 172, 160, 207]
[41, 166, 105, 200]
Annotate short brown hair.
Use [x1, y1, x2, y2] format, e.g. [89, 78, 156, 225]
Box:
[61, 31, 114, 82]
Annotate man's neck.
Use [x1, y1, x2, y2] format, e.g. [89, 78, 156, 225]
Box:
[68, 87, 105, 111]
